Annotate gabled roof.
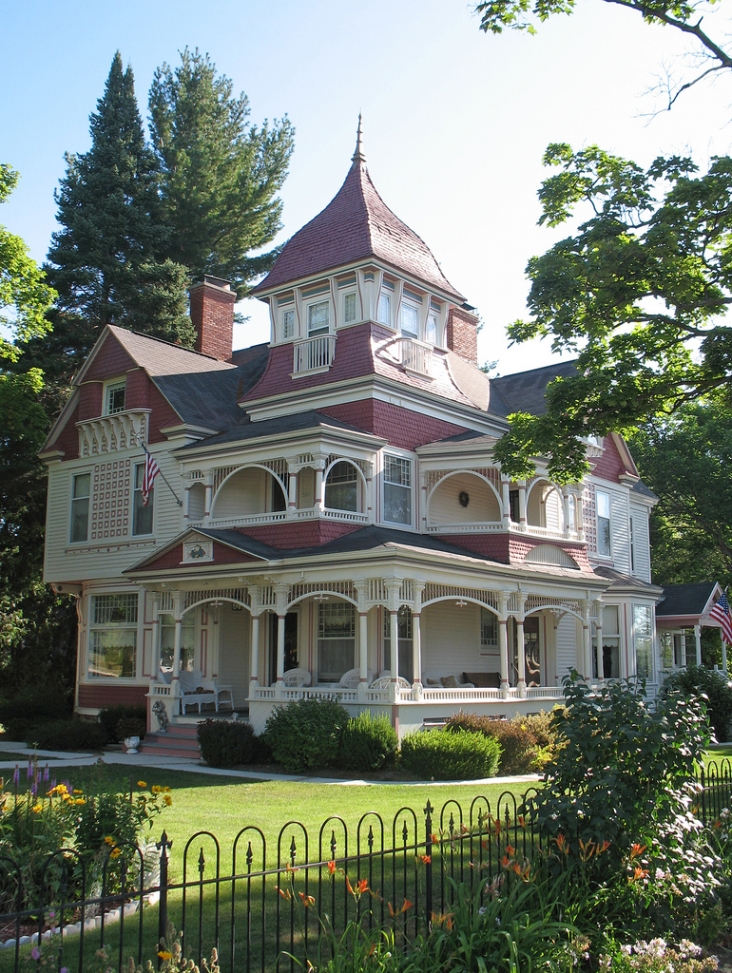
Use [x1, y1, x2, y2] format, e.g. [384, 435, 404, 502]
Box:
[251, 142, 464, 300]
[491, 360, 578, 416]
[656, 582, 722, 619]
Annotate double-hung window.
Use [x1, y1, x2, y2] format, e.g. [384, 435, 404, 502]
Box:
[399, 303, 419, 337]
[425, 312, 438, 344]
[317, 602, 355, 682]
[343, 292, 357, 325]
[282, 308, 295, 339]
[383, 455, 412, 526]
[308, 300, 330, 336]
[377, 293, 391, 327]
[324, 461, 358, 511]
[596, 490, 611, 556]
[132, 463, 154, 536]
[480, 607, 498, 653]
[70, 472, 91, 543]
[88, 593, 138, 679]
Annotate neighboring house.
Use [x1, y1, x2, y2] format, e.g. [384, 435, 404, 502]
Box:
[656, 582, 727, 672]
[41, 134, 667, 737]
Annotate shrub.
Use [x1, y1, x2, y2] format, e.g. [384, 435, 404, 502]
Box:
[445, 711, 537, 774]
[0, 685, 71, 729]
[515, 709, 560, 750]
[98, 704, 148, 743]
[661, 664, 732, 743]
[28, 720, 108, 751]
[116, 717, 147, 741]
[262, 697, 349, 772]
[197, 719, 257, 768]
[400, 727, 501, 780]
[338, 711, 398, 771]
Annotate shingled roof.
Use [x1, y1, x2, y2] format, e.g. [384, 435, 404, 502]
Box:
[251, 137, 464, 300]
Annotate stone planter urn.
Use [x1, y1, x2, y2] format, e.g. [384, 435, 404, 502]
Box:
[124, 736, 141, 754]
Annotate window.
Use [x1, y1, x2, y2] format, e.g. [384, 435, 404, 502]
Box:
[596, 605, 620, 679]
[509, 489, 520, 523]
[132, 463, 153, 536]
[343, 292, 357, 324]
[70, 472, 91, 543]
[629, 516, 635, 573]
[425, 312, 438, 344]
[383, 606, 413, 682]
[480, 607, 498, 651]
[105, 380, 126, 415]
[308, 300, 330, 336]
[596, 490, 611, 556]
[377, 293, 391, 326]
[383, 455, 412, 525]
[324, 461, 358, 511]
[282, 308, 295, 339]
[88, 593, 138, 679]
[399, 303, 419, 336]
[317, 602, 355, 682]
[160, 612, 196, 672]
[633, 604, 653, 680]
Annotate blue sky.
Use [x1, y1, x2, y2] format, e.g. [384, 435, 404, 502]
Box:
[2, 0, 729, 374]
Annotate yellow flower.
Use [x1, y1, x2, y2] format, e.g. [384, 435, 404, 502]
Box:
[163, 795, 172, 806]
[151, 785, 162, 794]
[31, 803, 43, 813]
[157, 951, 172, 961]
[110, 847, 122, 859]
[104, 836, 116, 846]
[73, 789, 83, 795]
[137, 781, 147, 789]
[74, 798, 86, 805]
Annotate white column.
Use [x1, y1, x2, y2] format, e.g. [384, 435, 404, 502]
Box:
[389, 610, 399, 681]
[276, 614, 286, 688]
[516, 596, 527, 696]
[183, 485, 191, 523]
[695, 624, 702, 666]
[581, 600, 592, 680]
[358, 612, 369, 688]
[287, 465, 298, 514]
[250, 612, 261, 689]
[150, 593, 161, 675]
[562, 488, 571, 538]
[365, 464, 374, 523]
[498, 592, 510, 694]
[681, 631, 688, 668]
[595, 621, 603, 682]
[518, 481, 527, 531]
[501, 476, 511, 529]
[576, 493, 585, 541]
[314, 462, 325, 513]
[204, 474, 213, 522]
[411, 582, 425, 692]
[172, 591, 184, 679]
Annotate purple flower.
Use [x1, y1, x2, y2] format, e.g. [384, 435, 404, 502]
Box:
[31, 780, 38, 797]
[13, 764, 19, 785]
[31, 947, 41, 960]
[26, 760, 33, 780]
[43, 764, 50, 782]
[50, 778, 57, 792]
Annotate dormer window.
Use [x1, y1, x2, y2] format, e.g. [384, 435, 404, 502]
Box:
[343, 292, 357, 325]
[282, 308, 295, 340]
[105, 380, 126, 415]
[400, 303, 419, 337]
[308, 299, 330, 336]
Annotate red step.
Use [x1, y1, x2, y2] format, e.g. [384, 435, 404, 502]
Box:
[139, 724, 202, 759]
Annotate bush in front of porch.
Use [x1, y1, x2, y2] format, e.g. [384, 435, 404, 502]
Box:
[400, 727, 501, 780]
[262, 697, 349, 773]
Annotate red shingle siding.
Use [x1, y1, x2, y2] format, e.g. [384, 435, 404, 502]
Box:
[441, 533, 511, 563]
[84, 336, 138, 382]
[78, 684, 148, 709]
[147, 383, 183, 444]
[77, 382, 103, 422]
[322, 400, 467, 450]
[242, 521, 359, 550]
[446, 307, 478, 365]
[591, 437, 628, 483]
[190, 281, 236, 362]
[126, 369, 150, 409]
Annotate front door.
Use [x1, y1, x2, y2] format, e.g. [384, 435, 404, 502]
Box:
[267, 612, 299, 684]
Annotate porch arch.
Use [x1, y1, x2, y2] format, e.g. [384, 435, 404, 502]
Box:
[211, 465, 287, 520]
[426, 471, 502, 526]
[526, 478, 563, 531]
[323, 459, 367, 513]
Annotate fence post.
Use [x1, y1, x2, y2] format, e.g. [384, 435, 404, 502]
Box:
[424, 801, 433, 934]
[157, 831, 172, 965]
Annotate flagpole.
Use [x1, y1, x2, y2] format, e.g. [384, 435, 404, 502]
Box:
[134, 435, 183, 507]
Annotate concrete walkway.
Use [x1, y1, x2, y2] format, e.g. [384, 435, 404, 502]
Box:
[0, 739, 539, 787]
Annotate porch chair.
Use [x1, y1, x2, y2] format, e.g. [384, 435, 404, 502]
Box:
[177, 668, 234, 714]
[338, 667, 375, 690]
[369, 672, 411, 691]
[282, 667, 312, 688]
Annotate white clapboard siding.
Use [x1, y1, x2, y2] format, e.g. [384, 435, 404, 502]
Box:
[217, 605, 250, 708]
[212, 467, 267, 520]
[420, 600, 486, 674]
[610, 489, 630, 574]
[630, 502, 652, 582]
[555, 613, 579, 679]
[526, 483, 563, 531]
[428, 473, 501, 526]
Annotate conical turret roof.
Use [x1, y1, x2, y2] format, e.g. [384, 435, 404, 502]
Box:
[252, 132, 464, 300]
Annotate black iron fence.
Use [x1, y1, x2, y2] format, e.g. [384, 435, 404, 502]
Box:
[1, 763, 731, 973]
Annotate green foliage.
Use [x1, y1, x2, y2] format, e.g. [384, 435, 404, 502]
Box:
[115, 717, 147, 741]
[400, 727, 501, 780]
[528, 673, 710, 871]
[595, 937, 718, 972]
[98, 704, 147, 743]
[337, 710, 398, 772]
[28, 720, 108, 751]
[0, 684, 71, 728]
[262, 697, 349, 772]
[0, 165, 55, 361]
[197, 718, 257, 768]
[662, 664, 732, 743]
[149, 48, 294, 297]
[444, 711, 538, 774]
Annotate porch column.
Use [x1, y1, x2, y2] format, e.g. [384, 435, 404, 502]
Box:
[353, 581, 369, 700]
[562, 488, 571, 538]
[150, 593, 161, 675]
[695, 623, 702, 666]
[581, 600, 592, 680]
[498, 592, 510, 696]
[411, 582, 425, 697]
[314, 459, 326, 513]
[249, 610, 261, 690]
[518, 481, 527, 531]
[384, 580, 402, 682]
[501, 476, 511, 529]
[203, 473, 213, 523]
[365, 463, 374, 523]
[183, 484, 191, 523]
[575, 493, 585, 542]
[681, 631, 688, 668]
[274, 584, 289, 697]
[172, 591, 184, 680]
[516, 594, 527, 697]
[287, 463, 298, 514]
[595, 619, 603, 683]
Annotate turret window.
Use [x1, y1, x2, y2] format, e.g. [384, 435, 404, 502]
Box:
[343, 292, 357, 324]
[282, 308, 295, 339]
[308, 300, 330, 335]
[383, 455, 412, 526]
[378, 293, 391, 327]
[400, 303, 419, 337]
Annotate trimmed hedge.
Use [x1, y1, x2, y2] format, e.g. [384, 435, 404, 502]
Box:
[197, 719, 257, 768]
[263, 697, 349, 772]
[400, 727, 501, 780]
[28, 720, 108, 751]
[98, 705, 147, 744]
[338, 711, 398, 771]
[0, 686, 71, 730]
[445, 711, 537, 774]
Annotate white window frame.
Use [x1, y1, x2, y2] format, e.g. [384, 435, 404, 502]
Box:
[382, 454, 413, 527]
[425, 311, 439, 345]
[132, 462, 154, 536]
[596, 489, 611, 557]
[88, 592, 139, 680]
[282, 307, 295, 340]
[633, 603, 654, 680]
[343, 291, 358, 325]
[104, 379, 126, 416]
[399, 301, 420, 338]
[324, 460, 359, 512]
[480, 607, 499, 653]
[377, 293, 392, 327]
[70, 471, 91, 543]
[307, 299, 330, 336]
[317, 601, 355, 682]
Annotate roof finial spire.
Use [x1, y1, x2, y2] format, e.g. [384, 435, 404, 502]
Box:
[352, 112, 365, 164]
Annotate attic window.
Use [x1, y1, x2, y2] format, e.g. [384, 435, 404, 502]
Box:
[105, 380, 126, 415]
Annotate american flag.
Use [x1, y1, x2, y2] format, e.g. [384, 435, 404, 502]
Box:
[141, 450, 160, 507]
[710, 590, 732, 647]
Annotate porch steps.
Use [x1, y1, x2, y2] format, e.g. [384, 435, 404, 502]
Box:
[139, 724, 202, 760]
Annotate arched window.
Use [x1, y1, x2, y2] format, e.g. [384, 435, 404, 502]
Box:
[324, 461, 358, 511]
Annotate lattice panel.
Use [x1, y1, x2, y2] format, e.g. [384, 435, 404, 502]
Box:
[423, 584, 497, 608]
[184, 588, 249, 609]
[90, 459, 131, 540]
[213, 466, 236, 493]
[288, 580, 356, 604]
[584, 485, 597, 552]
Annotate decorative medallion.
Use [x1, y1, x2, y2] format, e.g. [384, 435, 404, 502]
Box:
[183, 539, 214, 563]
[459, 491, 470, 508]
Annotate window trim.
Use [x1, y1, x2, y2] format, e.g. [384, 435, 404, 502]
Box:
[596, 489, 611, 557]
[399, 301, 420, 338]
[132, 462, 154, 536]
[377, 292, 392, 328]
[87, 592, 139, 680]
[307, 298, 330, 336]
[342, 291, 358, 326]
[70, 471, 91, 544]
[104, 378, 126, 416]
[382, 453, 413, 528]
[282, 307, 296, 340]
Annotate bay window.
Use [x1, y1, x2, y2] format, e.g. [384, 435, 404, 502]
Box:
[383, 455, 412, 526]
[88, 593, 138, 679]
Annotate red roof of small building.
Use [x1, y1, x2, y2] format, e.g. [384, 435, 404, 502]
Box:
[252, 149, 465, 300]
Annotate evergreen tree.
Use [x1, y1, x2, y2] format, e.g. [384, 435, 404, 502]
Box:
[149, 48, 295, 296]
[46, 52, 192, 354]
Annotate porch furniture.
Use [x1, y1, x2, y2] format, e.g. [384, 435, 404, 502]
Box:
[463, 671, 501, 689]
[338, 667, 375, 689]
[369, 673, 411, 691]
[283, 667, 312, 688]
[422, 670, 475, 688]
[162, 668, 234, 714]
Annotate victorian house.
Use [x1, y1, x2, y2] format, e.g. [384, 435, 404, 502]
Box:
[41, 133, 665, 741]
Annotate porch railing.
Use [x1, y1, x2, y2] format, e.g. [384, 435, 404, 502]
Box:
[293, 334, 336, 373]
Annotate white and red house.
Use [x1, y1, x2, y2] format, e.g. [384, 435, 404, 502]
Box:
[41, 135, 677, 738]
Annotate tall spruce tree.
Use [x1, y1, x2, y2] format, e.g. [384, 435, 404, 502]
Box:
[45, 51, 194, 362]
[149, 48, 295, 296]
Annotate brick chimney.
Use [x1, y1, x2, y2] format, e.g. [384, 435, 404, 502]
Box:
[446, 305, 479, 365]
[189, 276, 236, 361]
